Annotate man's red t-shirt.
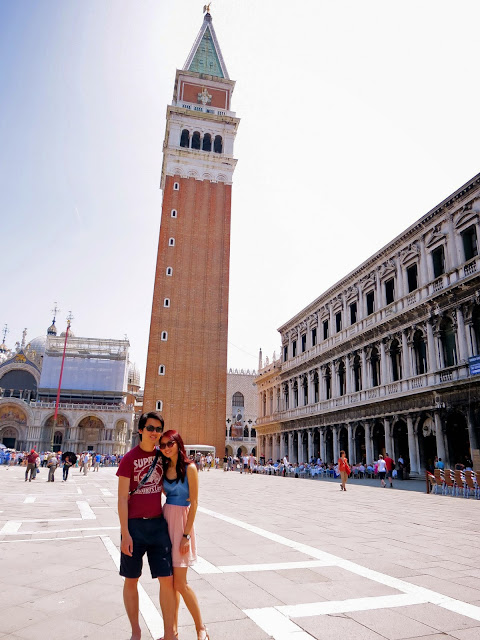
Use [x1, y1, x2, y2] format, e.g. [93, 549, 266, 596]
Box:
[27, 452, 39, 464]
[384, 456, 394, 472]
[116, 445, 163, 519]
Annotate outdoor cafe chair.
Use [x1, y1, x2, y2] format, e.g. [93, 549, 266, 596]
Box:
[465, 471, 479, 499]
[443, 469, 456, 496]
[453, 470, 467, 497]
[433, 469, 445, 494]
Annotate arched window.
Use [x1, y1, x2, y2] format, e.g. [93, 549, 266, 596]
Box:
[472, 305, 480, 355]
[353, 354, 362, 392]
[293, 379, 298, 407]
[440, 316, 457, 367]
[158, 365, 165, 375]
[164, 298, 170, 308]
[173, 182, 179, 191]
[232, 392, 244, 407]
[180, 129, 190, 148]
[413, 330, 427, 374]
[171, 209, 177, 218]
[251, 428, 256, 437]
[338, 361, 346, 396]
[284, 383, 289, 409]
[156, 400, 163, 411]
[168, 238, 175, 246]
[53, 431, 63, 445]
[166, 267, 173, 276]
[324, 365, 331, 400]
[192, 131, 201, 150]
[243, 426, 249, 437]
[202, 133, 212, 151]
[214, 135, 223, 153]
[370, 347, 380, 387]
[389, 339, 402, 382]
[161, 331, 168, 341]
[302, 376, 308, 405]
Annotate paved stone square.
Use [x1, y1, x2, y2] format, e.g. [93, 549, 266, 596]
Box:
[0, 465, 479, 639]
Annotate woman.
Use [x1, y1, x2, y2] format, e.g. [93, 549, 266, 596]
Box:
[377, 454, 387, 487]
[63, 455, 73, 482]
[338, 450, 350, 491]
[160, 430, 209, 640]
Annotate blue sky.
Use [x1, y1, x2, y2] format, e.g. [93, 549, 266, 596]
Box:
[1, 0, 479, 382]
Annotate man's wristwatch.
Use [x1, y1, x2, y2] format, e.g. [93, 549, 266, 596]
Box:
[182, 533, 191, 540]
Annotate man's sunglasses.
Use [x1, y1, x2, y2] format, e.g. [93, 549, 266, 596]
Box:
[159, 440, 175, 450]
[144, 426, 163, 433]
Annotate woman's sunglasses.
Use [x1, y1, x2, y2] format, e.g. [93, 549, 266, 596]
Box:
[145, 426, 163, 433]
[160, 440, 175, 450]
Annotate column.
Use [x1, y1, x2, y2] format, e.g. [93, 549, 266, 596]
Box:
[466, 409, 478, 452]
[406, 415, 419, 475]
[380, 340, 388, 385]
[426, 319, 437, 372]
[280, 433, 287, 459]
[419, 237, 428, 287]
[401, 330, 411, 379]
[384, 417, 393, 458]
[434, 411, 447, 465]
[361, 349, 369, 390]
[455, 306, 468, 363]
[347, 423, 354, 463]
[446, 213, 459, 269]
[345, 355, 352, 395]
[364, 421, 374, 465]
[297, 431, 303, 463]
[307, 430, 314, 461]
[395, 254, 405, 299]
[319, 428, 325, 462]
[333, 426, 340, 463]
[273, 435, 280, 462]
[288, 432, 294, 462]
[308, 371, 315, 405]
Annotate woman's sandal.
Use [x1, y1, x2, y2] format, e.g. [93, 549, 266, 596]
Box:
[198, 626, 210, 640]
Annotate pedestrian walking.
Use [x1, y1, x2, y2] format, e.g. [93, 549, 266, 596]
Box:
[338, 450, 351, 491]
[384, 452, 395, 488]
[83, 452, 90, 475]
[94, 453, 101, 472]
[376, 454, 388, 487]
[62, 455, 73, 481]
[160, 429, 209, 640]
[25, 449, 38, 482]
[116, 411, 176, 640]
[47, 454, 58, 482]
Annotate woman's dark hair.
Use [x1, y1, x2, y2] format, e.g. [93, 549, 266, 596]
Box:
[160, 430, 191, 482]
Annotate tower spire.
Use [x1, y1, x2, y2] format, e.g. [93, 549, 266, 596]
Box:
[183, 8, 229, 79]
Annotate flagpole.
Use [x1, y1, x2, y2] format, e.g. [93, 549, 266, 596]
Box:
[50, 313, 73, 451]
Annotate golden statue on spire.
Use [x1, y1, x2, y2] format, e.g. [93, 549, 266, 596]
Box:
[203, 3, 211, 14]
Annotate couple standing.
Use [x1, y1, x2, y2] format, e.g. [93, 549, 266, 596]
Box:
[117, 411, 208, 640]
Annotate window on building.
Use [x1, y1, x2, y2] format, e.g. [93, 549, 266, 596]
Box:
[432, 245, 445, 278]
[302, 377, 308, 405]
[180, 129, 189, 148]
[171, 209, 177, 218]
[350, 302, 357, 325]
[366, 290, 375, 315]
[192, 131, 201, 150]
[169, 238, 175, 246]
[462, 225, 478, 262]
[284, 384, 289, 409]
[283, 345, 288, 362]
[473, 305, 480, 355]
[323, 319, 329, 340]
[335, 311, 342, 333]
[385, 278, 395, 305]
[338, 360, 346, 396]
[173, 182, 179, 191]
[161, 331, 168, 341]
[292, 340, 297, 357]
[166, 267, 173, 276]
[158, 365, 165, 375]
[406, 263, 418, 292]
[311, 327, 317, 346]
[251, 428, 256, 437]
[370, 347, 380, 387]
[202, 133, 212, 152]
[353, 354, 361, 392]
[389, 339, 402, 382]
[301, 334, 307, 352]
[156, 400, 163, 411]
[325, 367, 331, 400]
[293, 380, 298, 407]
[164, 298, 170, 308]
[413, 330, 427, 375]
[214, 135, 223, 153]
[232, 392, 244, 407]
[440, 316, 457, 367]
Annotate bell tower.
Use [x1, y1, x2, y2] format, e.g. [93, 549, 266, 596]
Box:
[144, 10, 240, 457]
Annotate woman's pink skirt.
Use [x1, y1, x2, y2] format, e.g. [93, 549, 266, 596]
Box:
[163, 504, 197, 568]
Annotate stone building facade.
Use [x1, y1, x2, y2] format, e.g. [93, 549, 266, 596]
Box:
[0, 322, 135, 454]
[255, 173, 480, 475]
[226, 368, 257, 457]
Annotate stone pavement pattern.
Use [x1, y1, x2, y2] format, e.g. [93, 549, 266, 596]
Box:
[0, 466, 479, 639]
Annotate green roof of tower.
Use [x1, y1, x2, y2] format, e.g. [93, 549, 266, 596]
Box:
[183, 13, 229, 80]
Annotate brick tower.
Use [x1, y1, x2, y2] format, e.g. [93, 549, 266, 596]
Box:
[144, 10, 240, 457]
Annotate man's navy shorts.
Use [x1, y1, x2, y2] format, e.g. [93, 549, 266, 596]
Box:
[120, 516, 172, 579]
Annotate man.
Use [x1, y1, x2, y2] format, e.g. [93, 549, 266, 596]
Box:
[117, 411, 176, 640]
[25, 449, 39, 482]
[384, 452, 395, 488]
[47, 453, 58, 482]
[83, 452, 90, 475]
[435, 457, 445, 470]
[94, 452, 101, 472]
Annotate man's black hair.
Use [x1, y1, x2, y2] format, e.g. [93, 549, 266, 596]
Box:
[138, 411, 164, 432]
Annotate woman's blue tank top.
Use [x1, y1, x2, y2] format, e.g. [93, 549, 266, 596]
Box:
[163, 473, 190, 506]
